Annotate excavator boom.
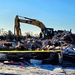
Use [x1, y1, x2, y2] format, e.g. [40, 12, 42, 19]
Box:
[14, 15, 54, 40]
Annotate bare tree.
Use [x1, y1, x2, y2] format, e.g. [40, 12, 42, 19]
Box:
[7, 30, 14, 41]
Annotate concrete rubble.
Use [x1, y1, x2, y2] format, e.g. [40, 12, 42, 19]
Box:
[0, 30, 75, 64]
[0, 30, 75, 75]
[0, 30, 75, 50]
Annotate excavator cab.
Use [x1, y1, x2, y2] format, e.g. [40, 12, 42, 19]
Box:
[44, 28, 54, 39]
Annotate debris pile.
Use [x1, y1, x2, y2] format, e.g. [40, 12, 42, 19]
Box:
[0, 30, 75, 65]
[0, 30, 75, 50]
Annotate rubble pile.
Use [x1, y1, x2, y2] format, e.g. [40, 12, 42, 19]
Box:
[0, 30, 75, 50]
[0, 30, 75, 65]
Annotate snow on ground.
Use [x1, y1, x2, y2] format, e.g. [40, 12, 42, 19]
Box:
[0, 63, 75, 75]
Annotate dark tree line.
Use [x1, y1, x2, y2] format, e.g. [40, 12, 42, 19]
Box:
[0, 30, 14, 41]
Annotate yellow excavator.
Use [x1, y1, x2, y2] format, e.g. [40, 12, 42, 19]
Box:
[14, 15, 54, 40]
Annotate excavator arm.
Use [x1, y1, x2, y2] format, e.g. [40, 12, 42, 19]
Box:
[14, 15, 46, 40]
[14, 15, 54, 40]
